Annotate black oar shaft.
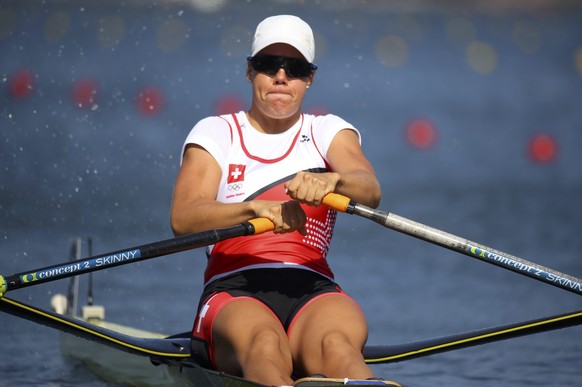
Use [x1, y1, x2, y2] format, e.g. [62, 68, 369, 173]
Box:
[1, 222, 261, 294]
[348, 200, 582, 296]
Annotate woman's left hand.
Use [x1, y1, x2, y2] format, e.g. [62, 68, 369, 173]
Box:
[285, 171, 340, 207]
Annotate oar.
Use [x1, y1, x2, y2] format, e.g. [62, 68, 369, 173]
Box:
[321, 193, 582, 296]
[2, 193, 580, 297]
[0, 218, 274, 297]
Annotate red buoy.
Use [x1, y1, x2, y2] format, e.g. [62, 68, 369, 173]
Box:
[214, 94, 245, 115]
[9, 69, 34, 100]
[72, 78, 98, 108]
[137, 87, 164, 116]
[405, 118, 437, 150]
[528, 133, 557, 163]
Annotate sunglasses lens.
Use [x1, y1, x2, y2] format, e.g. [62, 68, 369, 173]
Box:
[285, 58, 312, 78]
[250, 56, 280, 76]
[249, 55, 314, 78]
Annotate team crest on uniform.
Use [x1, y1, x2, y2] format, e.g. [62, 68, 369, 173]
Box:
[226, 164, 246, 198]
[227, 164, 246, 183]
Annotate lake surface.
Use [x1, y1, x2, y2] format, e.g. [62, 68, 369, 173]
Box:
[1, 1, 581, 386]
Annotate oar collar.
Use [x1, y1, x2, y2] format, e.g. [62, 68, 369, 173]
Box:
[0, 275, 6, 297]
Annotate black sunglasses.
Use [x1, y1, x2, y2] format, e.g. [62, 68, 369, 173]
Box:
[247, 55, 317, 79]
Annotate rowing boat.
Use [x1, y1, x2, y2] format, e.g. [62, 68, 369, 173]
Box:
[6, 236, 401, 386]
[2, 194, 581, 386]
[3, 236, 579, 386]
[3, 290, 581, 386]
[49, 292, 400, 386]
[45, 254, 404, 387]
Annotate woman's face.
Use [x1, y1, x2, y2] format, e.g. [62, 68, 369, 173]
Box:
[248, 43, 314, 122]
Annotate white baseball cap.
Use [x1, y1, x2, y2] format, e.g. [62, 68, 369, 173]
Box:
[251, 15, 315, 63]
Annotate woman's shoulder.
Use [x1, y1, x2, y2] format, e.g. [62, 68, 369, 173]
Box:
[194, 113, 235, 130]
[188, 113, 240, 140]
[308, 113, 355, 131]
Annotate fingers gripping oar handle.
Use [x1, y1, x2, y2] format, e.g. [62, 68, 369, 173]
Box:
[247, 218, 275, 234]
[321, 192, 352, 212]
[323, 193, 582, 296]
[0, 219, 275, 297]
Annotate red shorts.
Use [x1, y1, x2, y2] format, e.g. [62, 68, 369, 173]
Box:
[190, 268, 353, 368]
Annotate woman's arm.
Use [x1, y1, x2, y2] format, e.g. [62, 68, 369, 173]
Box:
[285, 129, 381, 208]
[170, 144, 307, 235]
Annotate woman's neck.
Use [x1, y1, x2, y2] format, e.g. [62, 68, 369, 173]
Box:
[246, 108, 301, 134]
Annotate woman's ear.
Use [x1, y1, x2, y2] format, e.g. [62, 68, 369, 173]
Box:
[307, 71, 315, 87]
[246, 64, 253, 83]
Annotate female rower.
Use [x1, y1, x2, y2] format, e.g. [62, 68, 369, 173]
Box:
[171, 15, 384, 386]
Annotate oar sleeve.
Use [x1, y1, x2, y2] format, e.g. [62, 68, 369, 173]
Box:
[0, 275, 5, 297]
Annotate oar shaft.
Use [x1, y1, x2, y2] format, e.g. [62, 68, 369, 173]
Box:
[385, 211, 582, 295]
[1, 219, 274, 295]
[322, 193, 582, 296]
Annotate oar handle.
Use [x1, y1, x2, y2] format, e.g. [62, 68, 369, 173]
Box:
[247, 193, 351, 233]
[322, 192, 352, 213]
[248, 218, 275, 234]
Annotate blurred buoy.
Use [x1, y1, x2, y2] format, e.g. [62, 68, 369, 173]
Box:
[9, 69, 34, 99]
[375, 35, 409, 68]
[305, 106, 329, 116]
[214, 94, 245, 115]
[137, 87, 164, 116]
[528, 133, 557, 163]
[72, 78, 98, 108]
[466, 41, 497, 75]
[405, 118, 437, 149]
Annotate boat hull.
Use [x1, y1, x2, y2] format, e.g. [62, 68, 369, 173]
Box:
[58, 317, 266, 387]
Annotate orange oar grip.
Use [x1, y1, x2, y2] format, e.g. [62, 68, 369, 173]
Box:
[248, 218, 275, 234]
[322, 193, 351, 213]
[248, 193, 350, 234]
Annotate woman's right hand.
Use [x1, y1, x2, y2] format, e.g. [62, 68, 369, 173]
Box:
[252, 200, 308, 235]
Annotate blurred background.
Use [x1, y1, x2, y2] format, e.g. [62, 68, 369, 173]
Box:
[1, 0, 581, 386]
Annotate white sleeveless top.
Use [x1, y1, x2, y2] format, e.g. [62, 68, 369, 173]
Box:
[182, 111, 360, 284]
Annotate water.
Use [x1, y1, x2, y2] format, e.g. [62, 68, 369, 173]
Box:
[1, 1, 581, 386]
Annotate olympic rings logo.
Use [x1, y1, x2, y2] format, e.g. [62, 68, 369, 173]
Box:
[228, 183, 243, 192]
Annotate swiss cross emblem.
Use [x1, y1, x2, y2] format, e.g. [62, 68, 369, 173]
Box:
[227, 164, 246, 183]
